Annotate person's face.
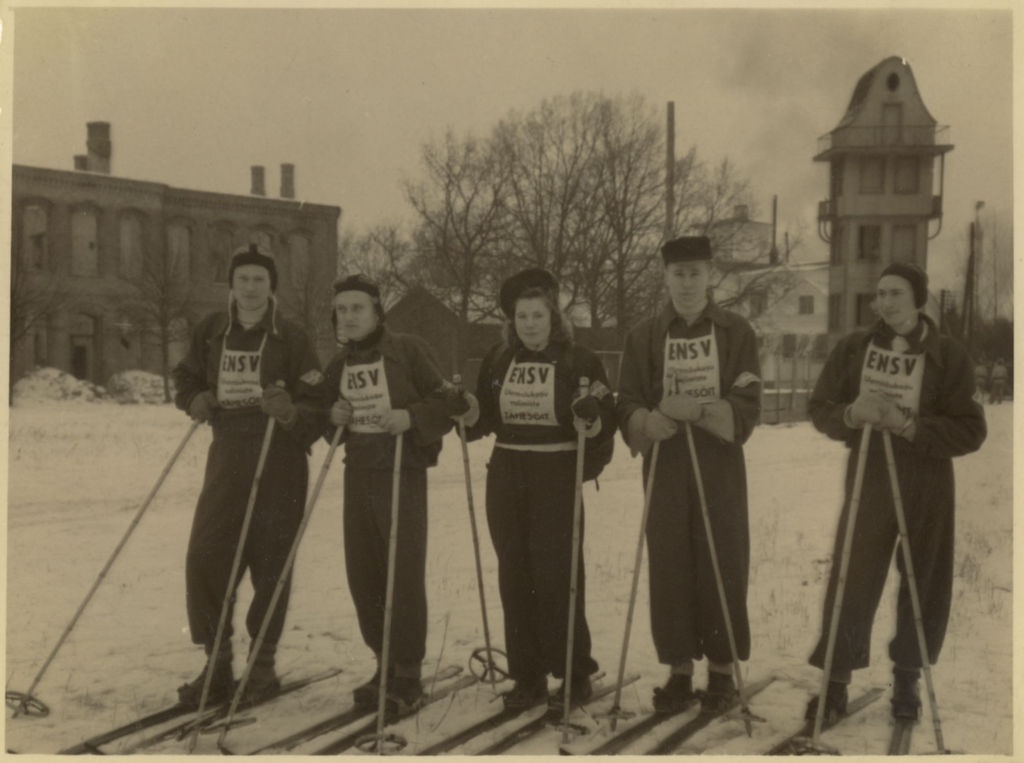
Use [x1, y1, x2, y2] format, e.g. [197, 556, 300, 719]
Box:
[514, 296, 552, 351]
[231, 265, 272, 311]
[665, 260, 711, 314]
[333, 290, 380, 342]
[876, 275, 919, 332]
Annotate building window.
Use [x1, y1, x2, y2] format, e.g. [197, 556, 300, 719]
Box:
[22, 204, 49, 270]
[798, 295, 814, 315]
[781, 333, 797, 358]
[830, 159, 844, 198]
[210, 225, 234, 283]
[167, 222, 191, 281]
[71, 208, 99, 276]
[858, 225, 882, 260]
[287, 232, 312, 291]
[892, 225, 916, 263]
[856, 293, 876, 326]
[828, 293, 841, 332]
[894, 156, 919, 193]
[859, 157, 884, 193]
[829, 224, 843, 265]
[119, 213, 144, 281]
[70, 313, 97, 381]
[251, 229, 275, 255]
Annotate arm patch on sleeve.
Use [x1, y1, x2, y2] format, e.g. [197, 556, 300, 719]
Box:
[301, 369, 325, 386]
[732, 371, 761, 389]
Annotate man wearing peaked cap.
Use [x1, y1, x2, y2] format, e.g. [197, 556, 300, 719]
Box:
[616, 232, 762, 715]
[171, 240, 328, 709]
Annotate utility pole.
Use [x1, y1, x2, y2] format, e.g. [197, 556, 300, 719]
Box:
[975, 200, 985, 326]
[665, 101, 675, 241]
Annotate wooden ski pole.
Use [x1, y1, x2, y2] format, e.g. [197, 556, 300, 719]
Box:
[9, 420, 201, 719]
[216, 426, 344, 749]
[609, 440, 660, 731]
[187, 415, 276, 753]
[812, 423, 873, 744]
[882, 430, 947, 754]
[560, 378, 590, 744]
[684, 421, 754, 737]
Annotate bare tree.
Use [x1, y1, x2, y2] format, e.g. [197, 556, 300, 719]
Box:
[119, 249, 200, 402]
[9, 257, 71, 382]
[405, 129, 511, 361]
[337, 223, 413, 309]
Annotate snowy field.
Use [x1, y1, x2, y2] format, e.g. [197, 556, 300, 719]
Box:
[4, 395, 1013, 756]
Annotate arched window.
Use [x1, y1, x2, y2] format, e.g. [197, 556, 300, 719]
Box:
[71, 208, 99, 276]
[70, 313, 98, 381]
[166, 221, 192, 281]
[210, 225, 234, 283]
[22, 204, 49, 270]
[119, 212, 144, 280]
[250, 229, 275, 255]
[287, 232, 312, 290]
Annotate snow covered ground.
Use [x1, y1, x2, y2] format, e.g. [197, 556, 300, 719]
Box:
[4, 397, 1013, 755]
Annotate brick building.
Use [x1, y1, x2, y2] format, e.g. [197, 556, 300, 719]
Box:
[11, 122, 341, 387]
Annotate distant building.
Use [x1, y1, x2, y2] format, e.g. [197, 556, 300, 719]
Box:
[11, 122, 341, 386]
[814, 56, 953, 339]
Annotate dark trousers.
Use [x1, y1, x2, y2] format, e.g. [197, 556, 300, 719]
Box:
[645, 428, 751, 666]
[810, 431, 955, 673]
[485, 448, 599, 683]
[186, 428, 307, 651]
[343, 466, 428, 670]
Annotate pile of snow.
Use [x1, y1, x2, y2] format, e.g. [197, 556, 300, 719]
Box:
[105, 370, 174, 404]
[11, 367, 106, 404]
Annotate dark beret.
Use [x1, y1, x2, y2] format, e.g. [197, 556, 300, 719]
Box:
[229, 243, 278, 291]
[880, 262, 928, 308]
[499, 268, 559, 318]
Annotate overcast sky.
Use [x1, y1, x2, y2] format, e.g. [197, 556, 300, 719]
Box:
[6, 4, 1015, 292]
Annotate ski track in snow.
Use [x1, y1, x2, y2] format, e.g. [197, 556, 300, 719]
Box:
[4, 401, 1013, 755]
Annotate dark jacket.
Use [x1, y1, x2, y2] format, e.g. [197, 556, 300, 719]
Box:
[173, 299, 327, 449]
[616, 301, 761, 446]
[809, 316, 986, 460]
[323, 328, 453, 471]
[466, 338, 616, 451]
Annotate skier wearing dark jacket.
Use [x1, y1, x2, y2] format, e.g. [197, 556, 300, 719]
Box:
[323, 274, 457, 716]
[461, 268, 615, 712]
[172, 244, 328, 708]
[806, 262, 986, 722]
[616, 236, 761, 715]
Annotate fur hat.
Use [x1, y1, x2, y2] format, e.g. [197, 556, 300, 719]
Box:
[880, 262, 928, 308]
[229, 243, 278, 291]
[499, 268, 559, 318]
[661, 236, 712, 264]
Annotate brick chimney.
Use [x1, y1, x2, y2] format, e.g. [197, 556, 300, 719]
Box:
[86, 122, 111, 173]
[251, 165, 266, 196]
[74, 155, 88, 171]
[280, 163, 295, 199]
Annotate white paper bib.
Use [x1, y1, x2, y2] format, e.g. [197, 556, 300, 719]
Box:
[859, 342, 924, 418]
[662, 329, 721, 404]
[342, 358, 393, 433]
[217, 344, 265, 409]
[500, 360, 558, 427]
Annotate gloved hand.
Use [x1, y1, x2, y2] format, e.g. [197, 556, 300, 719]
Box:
[641, 408, 679, 441]
[571, 394, 601, 426]
[381, 409, 412, 435]
[876, 398, 909, 433]
[261, 386, 297, 426]
[658, 394, 703, 423]
[450, 392, 480, 427]
[845, 392, 887, 428]
[330, 398, 354, 428]
[188, 390, 219, 423]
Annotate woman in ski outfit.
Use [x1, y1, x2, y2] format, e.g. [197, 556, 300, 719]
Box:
[805, 262, 986, 722]
[616, 236, 761, 715]
[323, 274, 460, 716]
[462, 268, 615, 711]
[173, 244, 328, 708]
